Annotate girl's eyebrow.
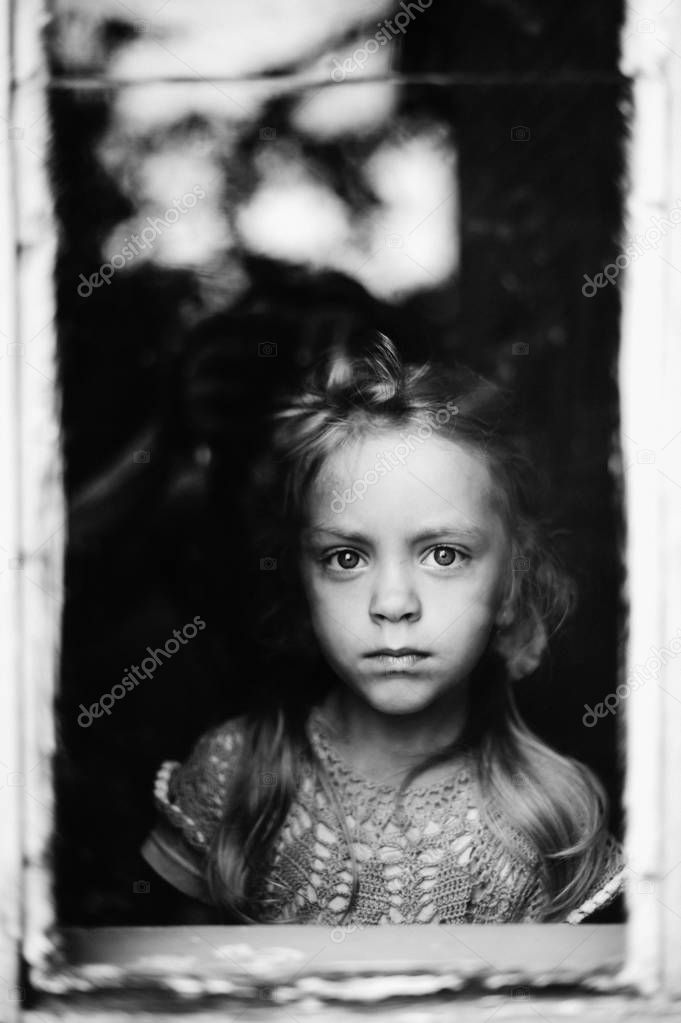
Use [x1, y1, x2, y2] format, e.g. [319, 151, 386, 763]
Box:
[304, 524, 487, 544]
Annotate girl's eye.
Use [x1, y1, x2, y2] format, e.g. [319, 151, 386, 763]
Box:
[424, 545, 467, 568]
[319, 546, 468, 572]
[323, 549, 363, 571]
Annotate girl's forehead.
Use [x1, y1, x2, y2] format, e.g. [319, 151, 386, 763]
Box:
[308, 429, 503, 530]
[318, 428, 491, 482]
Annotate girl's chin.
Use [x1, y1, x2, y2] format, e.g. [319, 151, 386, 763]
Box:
[359, 678, 441, 715]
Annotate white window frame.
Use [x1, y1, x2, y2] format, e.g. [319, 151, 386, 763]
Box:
[1, 0, 681, 1017]
[619, 0, 681, 997]
[0, 0, 62, 1012]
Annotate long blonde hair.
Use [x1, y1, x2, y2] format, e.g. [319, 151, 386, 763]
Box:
[205, 330, 609, 923]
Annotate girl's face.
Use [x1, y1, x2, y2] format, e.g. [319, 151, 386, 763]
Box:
[298, 428, 514, 718]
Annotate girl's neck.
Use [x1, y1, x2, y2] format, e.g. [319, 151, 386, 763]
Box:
[318, 684, 470, 785]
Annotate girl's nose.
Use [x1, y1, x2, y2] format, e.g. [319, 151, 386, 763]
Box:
[369, 564, 422, 623]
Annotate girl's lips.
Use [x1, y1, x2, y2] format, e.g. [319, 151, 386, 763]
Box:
[365, 648, 430, 657]
[365, 652, 430, 670]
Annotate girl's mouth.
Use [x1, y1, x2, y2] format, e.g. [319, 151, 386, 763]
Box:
[365, 651, 430, 670]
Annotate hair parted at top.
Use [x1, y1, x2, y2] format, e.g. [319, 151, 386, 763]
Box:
[251, 328, 576, 682]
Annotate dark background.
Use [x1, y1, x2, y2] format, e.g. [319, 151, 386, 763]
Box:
[50, 1, 628, 924]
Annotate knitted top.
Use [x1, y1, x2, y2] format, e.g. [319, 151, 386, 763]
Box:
[141, 704, 625, 924]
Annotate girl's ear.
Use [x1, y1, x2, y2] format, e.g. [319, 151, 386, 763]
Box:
[492, 553, 548, 679]
[495, 616, 547, 680]
[494, 560, 518, 629]
[495, 601, 514, 629]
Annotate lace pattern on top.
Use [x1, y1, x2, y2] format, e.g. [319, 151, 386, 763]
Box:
[154, 721, 246, 851]
[150, 706, 625, 924]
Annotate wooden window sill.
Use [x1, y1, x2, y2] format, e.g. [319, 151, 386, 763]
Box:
[27, 923, 632, 1010]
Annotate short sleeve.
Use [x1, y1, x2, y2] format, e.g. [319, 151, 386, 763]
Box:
[140, 716, 247, 900]
[141, 814, 212, 903]
[517, 833, 626, 923]
[564, 833, 626, 924]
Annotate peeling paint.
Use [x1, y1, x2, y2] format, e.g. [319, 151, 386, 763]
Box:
[30, 957, 636, 1006]
[22, 992, 681, 1023]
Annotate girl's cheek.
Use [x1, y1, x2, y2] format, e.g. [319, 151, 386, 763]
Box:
[439, 582, 501, 626]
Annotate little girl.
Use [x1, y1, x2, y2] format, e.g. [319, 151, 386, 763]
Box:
[141, 331, 625, 925]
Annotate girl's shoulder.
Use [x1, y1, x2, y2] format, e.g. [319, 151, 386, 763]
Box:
[151, 714, 249, 851]
[564, 832, 626, 924]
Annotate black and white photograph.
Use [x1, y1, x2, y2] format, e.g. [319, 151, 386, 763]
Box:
[1, 1, 680, 1019]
